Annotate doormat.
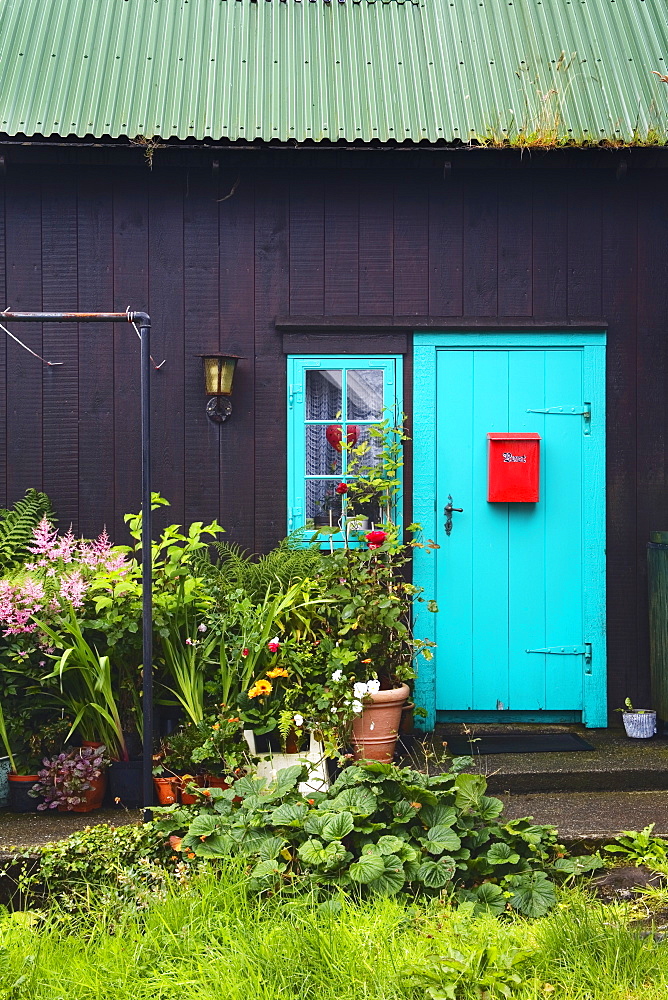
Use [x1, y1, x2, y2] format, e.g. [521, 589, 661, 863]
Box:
[444, 733, 596, 756]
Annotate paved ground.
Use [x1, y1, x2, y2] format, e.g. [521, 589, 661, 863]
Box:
[0, 808, 142, 851]
[499, 790, 668, 842]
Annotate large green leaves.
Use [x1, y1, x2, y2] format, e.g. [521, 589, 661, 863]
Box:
[326, 786, 377, 816]
[486, 843, 520, 866]
[423, 825, 462, 854]
[416, 858, 456, 888]
[349, 853, 386, 884]
[269, 802, 309, 826]
[298, 838, 349, 870]
[506, 873, 557, 917]
[321, 811, 355, 842]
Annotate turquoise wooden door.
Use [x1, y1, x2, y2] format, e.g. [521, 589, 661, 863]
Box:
[412, 333, 606, 728]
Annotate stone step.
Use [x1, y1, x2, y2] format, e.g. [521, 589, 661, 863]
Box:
[499, 790, 668, 844]
[427, 725, 668, 795]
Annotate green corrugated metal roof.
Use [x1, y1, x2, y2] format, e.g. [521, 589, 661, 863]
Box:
[0, 0, 666, 145]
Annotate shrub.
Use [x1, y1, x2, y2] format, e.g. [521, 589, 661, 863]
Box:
[152, 760, 600, 915]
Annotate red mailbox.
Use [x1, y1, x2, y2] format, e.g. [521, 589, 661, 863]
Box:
[487, 432, 541, 502]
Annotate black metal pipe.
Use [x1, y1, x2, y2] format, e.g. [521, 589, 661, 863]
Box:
[1, 310, 154, 815]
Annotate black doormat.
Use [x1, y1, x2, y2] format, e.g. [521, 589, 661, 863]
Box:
[444, 733, 596, 756]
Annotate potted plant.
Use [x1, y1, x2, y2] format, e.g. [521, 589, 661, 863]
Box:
[319, 522, 437, 762]
[619, 697, 657, 739]
[29, 744, 110, 811]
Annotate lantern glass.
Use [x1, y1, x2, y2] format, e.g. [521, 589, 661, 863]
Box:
[202, 355, 238, 396]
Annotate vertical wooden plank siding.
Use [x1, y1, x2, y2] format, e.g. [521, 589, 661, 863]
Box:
[394, 175, 429, 315]
[324, 173, 359, 315]
[112, 168, 149, 541]
[219, 169, 255, 549]
[428, 172, 463, 316]
[601, 177, 639, 710]
[532, 172, 568, 319]
[462, 172, 498, 316]
[148, 167, 186, 535]
[254, 171, 290, 553]
[77, 168, 115, 538]
[497, 174, 532, 317]
[289, 175, 324, 316]
[359, 175, 394, 315]
[636, 171, 668, 707]
[0, 173, 7, 509]
[0, 156, 666, 717]
[183, 167, 221, 531]
[5, 167, 43, 505]
[42, 173, 79, 529]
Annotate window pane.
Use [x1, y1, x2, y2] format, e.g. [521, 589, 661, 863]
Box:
[306, 424, 342, 476]
[348, 424, 383, 475]
[306, 479, 345, 521]
[347, 369, 384, 421]
[306, 370, 342, 420]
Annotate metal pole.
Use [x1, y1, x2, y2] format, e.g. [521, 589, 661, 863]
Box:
[1, 310, 154, 814]
[139, 317, 153, 820]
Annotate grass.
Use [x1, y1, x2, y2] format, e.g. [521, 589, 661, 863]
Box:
[1, 868, 668, 999]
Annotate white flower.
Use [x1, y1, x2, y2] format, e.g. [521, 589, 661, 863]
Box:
[293, 713, 304, 727]
[366, 679, 381, 695]
[353, 681, 368, 700]
[352, 700, 364, 715]
[331, 707, 339, 714]
[331, 669, 343, 682]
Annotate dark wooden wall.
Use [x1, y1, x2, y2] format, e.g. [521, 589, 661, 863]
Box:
[0, 149, 666, 714]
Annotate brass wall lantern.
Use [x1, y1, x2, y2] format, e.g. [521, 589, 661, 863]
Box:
[197, 353, 243, 422]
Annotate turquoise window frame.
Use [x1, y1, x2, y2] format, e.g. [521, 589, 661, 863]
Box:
[287, 355, 403, 547]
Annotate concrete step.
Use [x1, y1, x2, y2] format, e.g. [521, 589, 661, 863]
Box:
[499, 790, 668, 845]
[428, 724, 668, 794]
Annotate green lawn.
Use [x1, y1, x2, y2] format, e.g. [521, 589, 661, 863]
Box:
[2, 868, 668, 1000]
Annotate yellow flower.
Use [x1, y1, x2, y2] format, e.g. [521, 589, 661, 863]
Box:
[266, 666, 289, 679]
[248, 679, 273, 699]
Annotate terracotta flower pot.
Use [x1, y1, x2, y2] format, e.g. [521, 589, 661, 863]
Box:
[205, 775, 230, 790]
[352, 683, 410, 763]
[153, 776, 178, 804]
[178, 775, 205, 804]
[71, 773, 107, 812]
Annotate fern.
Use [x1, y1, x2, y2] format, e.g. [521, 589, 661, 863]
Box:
[0, 488, 55, 570]
[209, 535, 324, 602]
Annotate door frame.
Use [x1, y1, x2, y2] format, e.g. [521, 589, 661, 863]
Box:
[412, 331, 607, 730]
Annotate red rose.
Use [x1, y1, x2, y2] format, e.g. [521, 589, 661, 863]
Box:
[366, 530, 387, 550]
[335, 482, 348, 495]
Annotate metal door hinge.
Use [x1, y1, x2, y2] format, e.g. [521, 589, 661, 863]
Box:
[525, 645, 587, 655]
[526, 403, 591, 435]
[288, 384, 303, 409]
[288, 505, 303, 532]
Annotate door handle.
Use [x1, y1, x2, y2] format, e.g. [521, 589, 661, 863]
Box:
[444, 495, 464, 536]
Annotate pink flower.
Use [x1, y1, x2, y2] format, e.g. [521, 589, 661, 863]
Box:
[242, 648, 249, 657]
[365, 530, 387, 550]
[198, 624, 207, 633]
[59, 570, 87, 608]
[185, 638, 194, 646]
[267, 636, 281, 653]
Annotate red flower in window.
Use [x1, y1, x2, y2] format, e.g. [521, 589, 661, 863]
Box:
[335, 482, 348, 495]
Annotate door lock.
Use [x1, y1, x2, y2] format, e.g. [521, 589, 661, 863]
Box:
[444, 495, 464, 536]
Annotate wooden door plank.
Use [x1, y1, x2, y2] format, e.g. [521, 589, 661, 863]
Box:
[508, 350, 547, 710]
